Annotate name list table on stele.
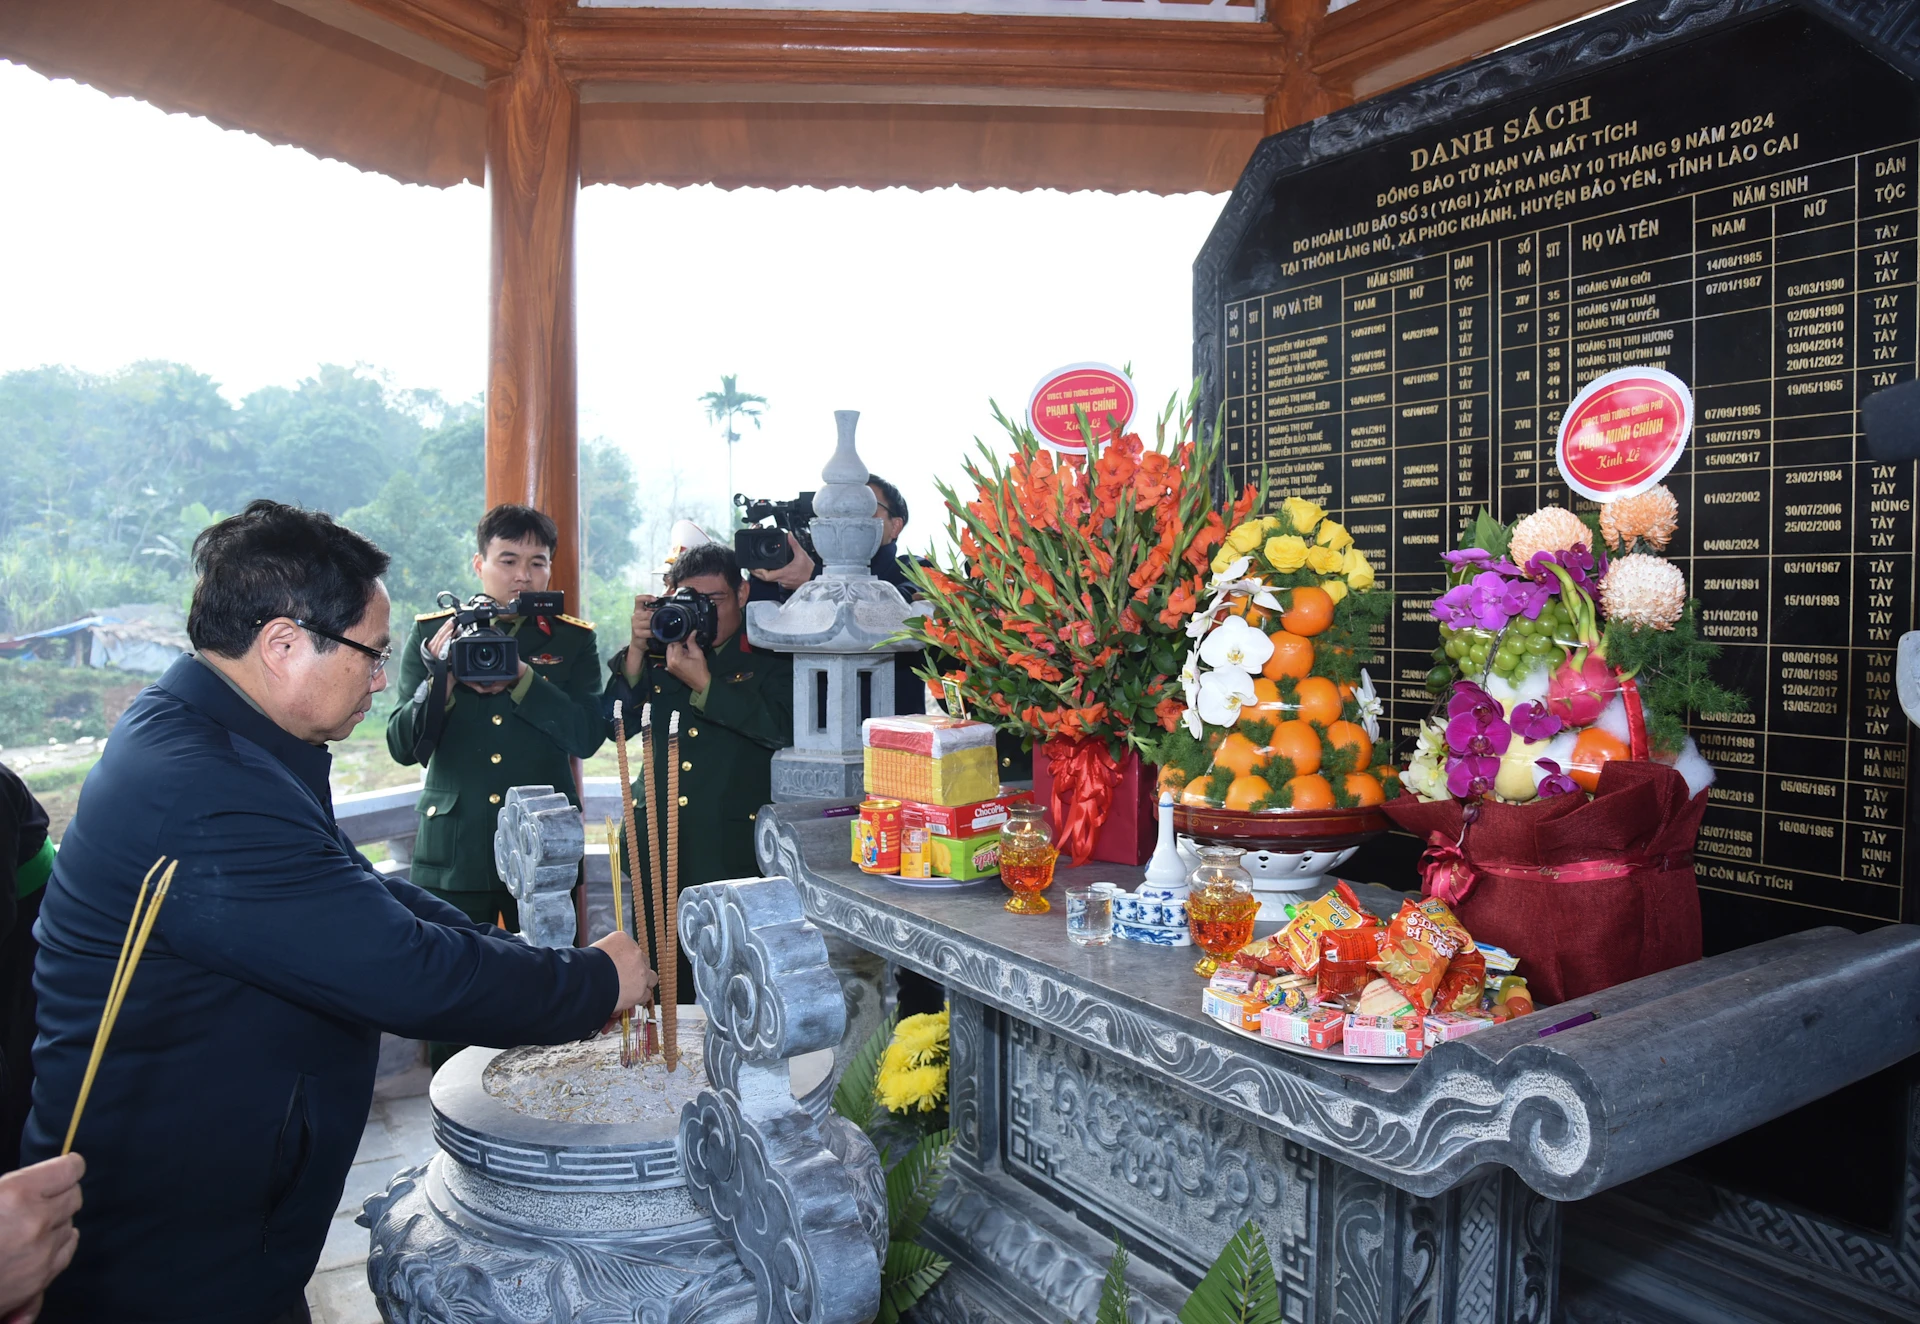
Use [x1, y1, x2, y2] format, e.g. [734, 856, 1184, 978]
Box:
[1222, 139, 1919, 925]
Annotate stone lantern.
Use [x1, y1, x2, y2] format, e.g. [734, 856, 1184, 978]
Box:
[746, 410, 928, 802]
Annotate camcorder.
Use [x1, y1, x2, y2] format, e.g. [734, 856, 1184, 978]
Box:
[648, 587, 720, 652]
[435, 589, 565, 685]
[733, 492, 817, 571]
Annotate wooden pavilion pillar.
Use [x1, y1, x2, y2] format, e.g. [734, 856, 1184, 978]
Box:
[485, 0, 581, 605]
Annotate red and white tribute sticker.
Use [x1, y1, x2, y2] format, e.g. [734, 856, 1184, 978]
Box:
[1555, 366, 1692, 502]
[1026, 362, 1136, 455]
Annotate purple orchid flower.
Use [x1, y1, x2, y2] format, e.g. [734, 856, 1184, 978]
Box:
[1443, 548, 1522, 576]
[1535, 759, 1580, 798]
[1446, 754, 1501, 799]
[1509, 700, 1563, 742]
[1500, 577, 1553, 621]
[1527, 546, 1601, 596]
[1445, 682, 1512, 760]
[1434, 571, 1524, 632]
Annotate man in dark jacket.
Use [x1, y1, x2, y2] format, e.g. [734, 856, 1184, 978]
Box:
[22, 501, 653, 1324]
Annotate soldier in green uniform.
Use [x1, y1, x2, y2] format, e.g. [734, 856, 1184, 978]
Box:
[388, 505, 605, 932]
[604, 543, 792, 1002]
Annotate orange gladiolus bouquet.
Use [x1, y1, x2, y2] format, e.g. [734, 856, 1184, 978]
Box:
[902, 393, 1240, 861]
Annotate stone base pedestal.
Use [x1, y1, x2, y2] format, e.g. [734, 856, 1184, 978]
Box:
[771, 747, 865, 802]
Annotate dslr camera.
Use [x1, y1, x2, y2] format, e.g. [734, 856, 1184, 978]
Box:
[733, 492, 817, 571]
[434, 589, 565, 685]
[648, 587, 720, 651]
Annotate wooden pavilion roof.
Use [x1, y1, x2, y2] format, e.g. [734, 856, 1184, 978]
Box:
[1, 0, 1616, 194]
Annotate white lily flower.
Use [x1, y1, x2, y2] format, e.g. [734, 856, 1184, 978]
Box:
[1353, 669, 1383, 742]
[1197, 668, 1259, 727]
[1198, 614, 1274, 675]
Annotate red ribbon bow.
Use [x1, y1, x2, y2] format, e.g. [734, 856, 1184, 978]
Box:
[1045, 736, 1123, 867]
[1419, 830, 1477, 905]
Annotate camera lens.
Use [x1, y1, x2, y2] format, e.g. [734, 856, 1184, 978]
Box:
[469, 643, 502, 672]
[652, 603, 690, 644]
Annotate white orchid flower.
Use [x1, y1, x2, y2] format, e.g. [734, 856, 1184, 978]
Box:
[1179, 652, 1201, 706]
[1353, 669, 1383, 742]
[1183, 705, 1205, 739]
[1197, 667, 1259, 727]
[1197, 614, 1274, 676]
[1233, 578, 1286, 613]
[1205, 556, 1252, 598]
[1184, 606, 1216, 641]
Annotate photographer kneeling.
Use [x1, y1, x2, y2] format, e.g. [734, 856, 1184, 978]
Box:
[605, 544, 792, 1001]
[388, 505, 606, 932]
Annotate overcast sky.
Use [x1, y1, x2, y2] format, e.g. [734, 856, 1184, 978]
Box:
[0, 60, 1227, 559]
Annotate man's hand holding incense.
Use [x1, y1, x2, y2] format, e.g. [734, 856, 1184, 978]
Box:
[592, 929, 658, 1025]
[0, 1153, 84, 1323]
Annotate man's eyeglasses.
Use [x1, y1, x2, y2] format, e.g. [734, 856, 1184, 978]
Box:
[278, 619, 393, 673]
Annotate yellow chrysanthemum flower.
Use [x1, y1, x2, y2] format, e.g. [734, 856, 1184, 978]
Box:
[1281, 497, 1325, 536]
[1263, 535, 1309, 573]
[891, 1010, 949, 1065]
[1224, 521, 1266, 555]
[1305, 545, 1346, 575]
[1315, 520, 1354, 552]
[1344, 546, 1375, 592]
[1322, 578, 1349, 604]
[875, 1061, 949, 1114]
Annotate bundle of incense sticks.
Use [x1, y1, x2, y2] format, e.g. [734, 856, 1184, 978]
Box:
[64, 856, 175, 1154]
[604, 817, 633, 1068]
[609, 701, 651, 1065]
[641, 705, 666, 1063]
[662, 711, 682, 1071]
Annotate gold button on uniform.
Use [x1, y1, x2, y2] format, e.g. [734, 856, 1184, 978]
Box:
[1001, 756, 1011, 767]
[748, 812, 756, 822]
[425, 806, 438, 817]
[678, 795, 689, 807]
[654, 685, 663, 693]
[489, 793, 501, 805]
[492, 714, 503, 726]
[490, 753, 502, 764]
[688, 728, 699, 738]
[681, 761, 692, 772]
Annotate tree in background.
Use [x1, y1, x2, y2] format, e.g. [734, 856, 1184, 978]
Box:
[699, 373, 766, 505]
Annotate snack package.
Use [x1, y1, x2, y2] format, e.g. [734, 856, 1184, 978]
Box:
[1370, 898, 1469, 1012]
[1432, 946, 1487, 1013]
[1423, 1011, 1495, 1049]
[1485, 975, 1536, 1022]
[1208, 968, 1256, 995]
[1280, 881, 1371, 975]
[1343, 1011, 1427, 1059]
[1235, 935, 1295, 977]
[1353, 977, 1413, 1018]
[1202, 987, 1265, 1033]
[1266, 973, 1318, 1012]
[898, 806, 933, 878]
[1258, 1004, 1345, 1051]
[1476, 942, 1520, 974]
[1316, 926, 1386, 1004]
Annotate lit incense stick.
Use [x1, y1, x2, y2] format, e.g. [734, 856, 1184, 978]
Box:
[64, 857, 175, 1154]
[610, 700, 652, 1061]
[641, 706, 668, 1061]
[605, 817, 633, 1068]
[663, 711, 682, 1071]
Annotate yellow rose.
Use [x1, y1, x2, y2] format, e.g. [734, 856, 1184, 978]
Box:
[1321, 578, 1349, 604]
[1281, 496, 1325, 536]
[1306, 545, 1346, 575]
[1263, 535, 1309, 573]
[1211, 547, 1238, 574]
[1225, 521, 1266, 555]
[1260, 515, 1284, 532]
[1344, 546, 1376, 592]
[1315, 520, 1354, 552]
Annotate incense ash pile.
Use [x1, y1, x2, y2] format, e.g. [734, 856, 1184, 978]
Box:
[484, 1031, 707, 1126]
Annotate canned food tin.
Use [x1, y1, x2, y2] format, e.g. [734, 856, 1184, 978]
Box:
[858, 797, 902, 875]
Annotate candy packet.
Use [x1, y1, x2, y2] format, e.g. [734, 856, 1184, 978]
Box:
[1316, 926, 1385, 1004]
[1432, 946, 1487, 1014]
[1280, 881, 1372, 975]
[1370, 898, 1467, 1012]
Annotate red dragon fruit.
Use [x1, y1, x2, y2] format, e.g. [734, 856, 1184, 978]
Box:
[1547, 654, 1617, 726]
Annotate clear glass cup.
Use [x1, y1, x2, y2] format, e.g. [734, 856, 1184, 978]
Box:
[998, 803, 1058, 914]
[1185, 846, 1258, 976]
[1065, 886, 1113, 946]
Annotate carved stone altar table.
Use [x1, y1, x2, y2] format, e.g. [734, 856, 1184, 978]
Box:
[757, 798, 1920, 1324]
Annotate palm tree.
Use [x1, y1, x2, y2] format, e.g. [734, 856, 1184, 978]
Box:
[700, 374, 767, 505]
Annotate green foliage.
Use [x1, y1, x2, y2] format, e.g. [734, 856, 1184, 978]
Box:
[831, 1010, 898, 1133]
[1461, 506, 1511, 561]
[0, 663, 149, 746]
[1178, 1222, 1283, 1324]
[1204, 765, 1235, 803]
[1603, 602, 1748, 756]
[878, 1239, 950, 1324]
[1093, 1241, 1130, 1324]
[885, 1128, 952, 1244]
[1235, 716, 1276, 746]
[1312, 588, 1388, 685]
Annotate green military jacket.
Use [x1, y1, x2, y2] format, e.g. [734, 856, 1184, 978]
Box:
[387, 609, 605, 893]
[606, 631, 792, 999]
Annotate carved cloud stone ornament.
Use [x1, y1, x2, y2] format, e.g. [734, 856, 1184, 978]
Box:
[493, 784, 583, 948]
[676, 876, 886, 1324]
